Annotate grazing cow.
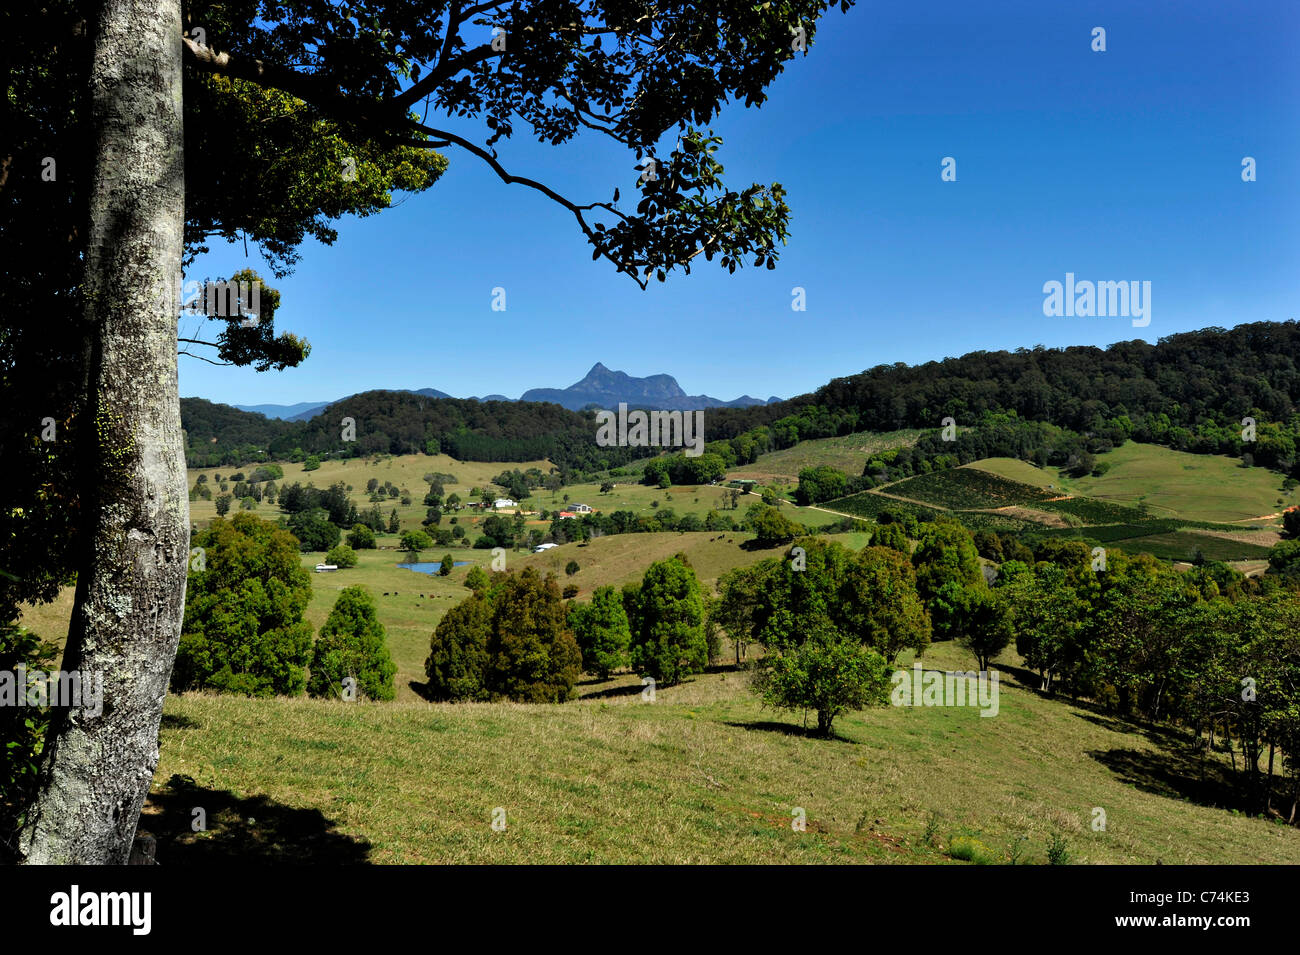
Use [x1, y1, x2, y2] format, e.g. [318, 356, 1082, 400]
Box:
[383, 592, 389, 596]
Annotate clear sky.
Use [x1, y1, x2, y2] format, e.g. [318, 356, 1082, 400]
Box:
[182, 0, 1300, 409]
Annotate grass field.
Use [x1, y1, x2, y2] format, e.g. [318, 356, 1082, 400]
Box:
[728, 429, 923, 484]
[1051, 443, 1294, 525]
[144, 637, 1300, 864]
[550, 480, 846, 530]
[187, 452, 554, 534]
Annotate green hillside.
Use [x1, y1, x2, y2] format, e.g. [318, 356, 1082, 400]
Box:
[1050, 443, 1295, 525]
[146, 638, 1300, 865]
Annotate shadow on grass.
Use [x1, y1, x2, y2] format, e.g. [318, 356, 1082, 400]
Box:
[141, 774, 371, 864]
[1086, 747, 1247, 812]
[160, 713, 201, 730]
[580, 682, 646, 700]
[1074, 710, 1188, 748]
[722, 720, 859, 743]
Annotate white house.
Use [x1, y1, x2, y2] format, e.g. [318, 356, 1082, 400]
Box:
[534, 542, 558, 553]
[568, 503, 592, 513]
[493, 498, 518, 509]
[314, 564, 338, 573]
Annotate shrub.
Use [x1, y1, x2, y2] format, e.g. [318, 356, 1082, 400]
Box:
[949, 834, 998, 865]
[439, 553, 454, 577]
[325, 543, 357, 568]
[565, 560, 580, 577]
[425, 593, 493, 701]
[309, 586, 396, 701]
[0, 625, 58, 848]
[1046, 832, 1071, 865]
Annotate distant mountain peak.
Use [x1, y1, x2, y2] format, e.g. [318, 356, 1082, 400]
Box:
[519, 363, 767, 412]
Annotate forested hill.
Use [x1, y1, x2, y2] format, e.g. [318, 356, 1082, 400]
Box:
[686, 322, 1298, 469]
[181, 391, 649, 474]
[185, 321, 1300, 476]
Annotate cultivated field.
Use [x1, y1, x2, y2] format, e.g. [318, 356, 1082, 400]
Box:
[728, 429, 924, 484]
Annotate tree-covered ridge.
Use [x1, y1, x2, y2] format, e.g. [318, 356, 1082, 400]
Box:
[705, 321, 1300, 464]
[182, 390, 650, 474]
[187, 321, 1300, 481]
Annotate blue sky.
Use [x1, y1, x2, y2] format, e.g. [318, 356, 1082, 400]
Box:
[183, 0, 1299, 408]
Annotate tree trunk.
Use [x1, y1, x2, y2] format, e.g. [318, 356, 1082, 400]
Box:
[18, 0, 187, 864]
[1266, 742, 1275, 812]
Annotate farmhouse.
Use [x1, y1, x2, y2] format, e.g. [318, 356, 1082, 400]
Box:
[493, 498, 518, 509]
[534, 542, 558, 553]
[314, 564, 338, 573]
[568, 503, 592, 513]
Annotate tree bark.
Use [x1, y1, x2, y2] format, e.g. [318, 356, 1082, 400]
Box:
[18, 0, 187, 864]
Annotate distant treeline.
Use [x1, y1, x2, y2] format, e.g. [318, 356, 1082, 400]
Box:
[182, 392, 650, 476]
[694, 321, 1300, 486]
[185, 322, 1300, 479]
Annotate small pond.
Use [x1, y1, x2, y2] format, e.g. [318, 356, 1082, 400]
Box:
[397, 560, 472, 575]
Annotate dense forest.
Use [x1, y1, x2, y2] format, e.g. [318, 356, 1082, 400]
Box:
[182, 391, 650, 475]
[185, 321, 1300, 478]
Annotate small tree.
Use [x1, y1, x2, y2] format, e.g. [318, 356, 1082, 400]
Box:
[215, 493, 232, 516]
[465, 565, 490, 592]
[388, 509, 400, 534]
[755, 615, 891, 736]
[325, 543, 358, 568]
[308, 586, 396, 701]
[565, 560, 580, 577]
[400, 529, 432, 561]
[569, 586, 632, 679]
[931, 581, 1012, 671]
[748, 504, 803, 546]
[287, 508, 341, 552]
[630, 555, 708, 685]
[347, 523, 376, 549]
[425, 592, 493, 701]
[439, 552, 454, 577]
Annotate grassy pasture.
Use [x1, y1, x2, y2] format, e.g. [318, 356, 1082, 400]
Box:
[1053, 443, 1294, 525]
[187, 452, 553, 534]
[146, 636, 1300, 864]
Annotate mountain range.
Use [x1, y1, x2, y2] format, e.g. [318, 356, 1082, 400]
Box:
[232, 364, 779, 420]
